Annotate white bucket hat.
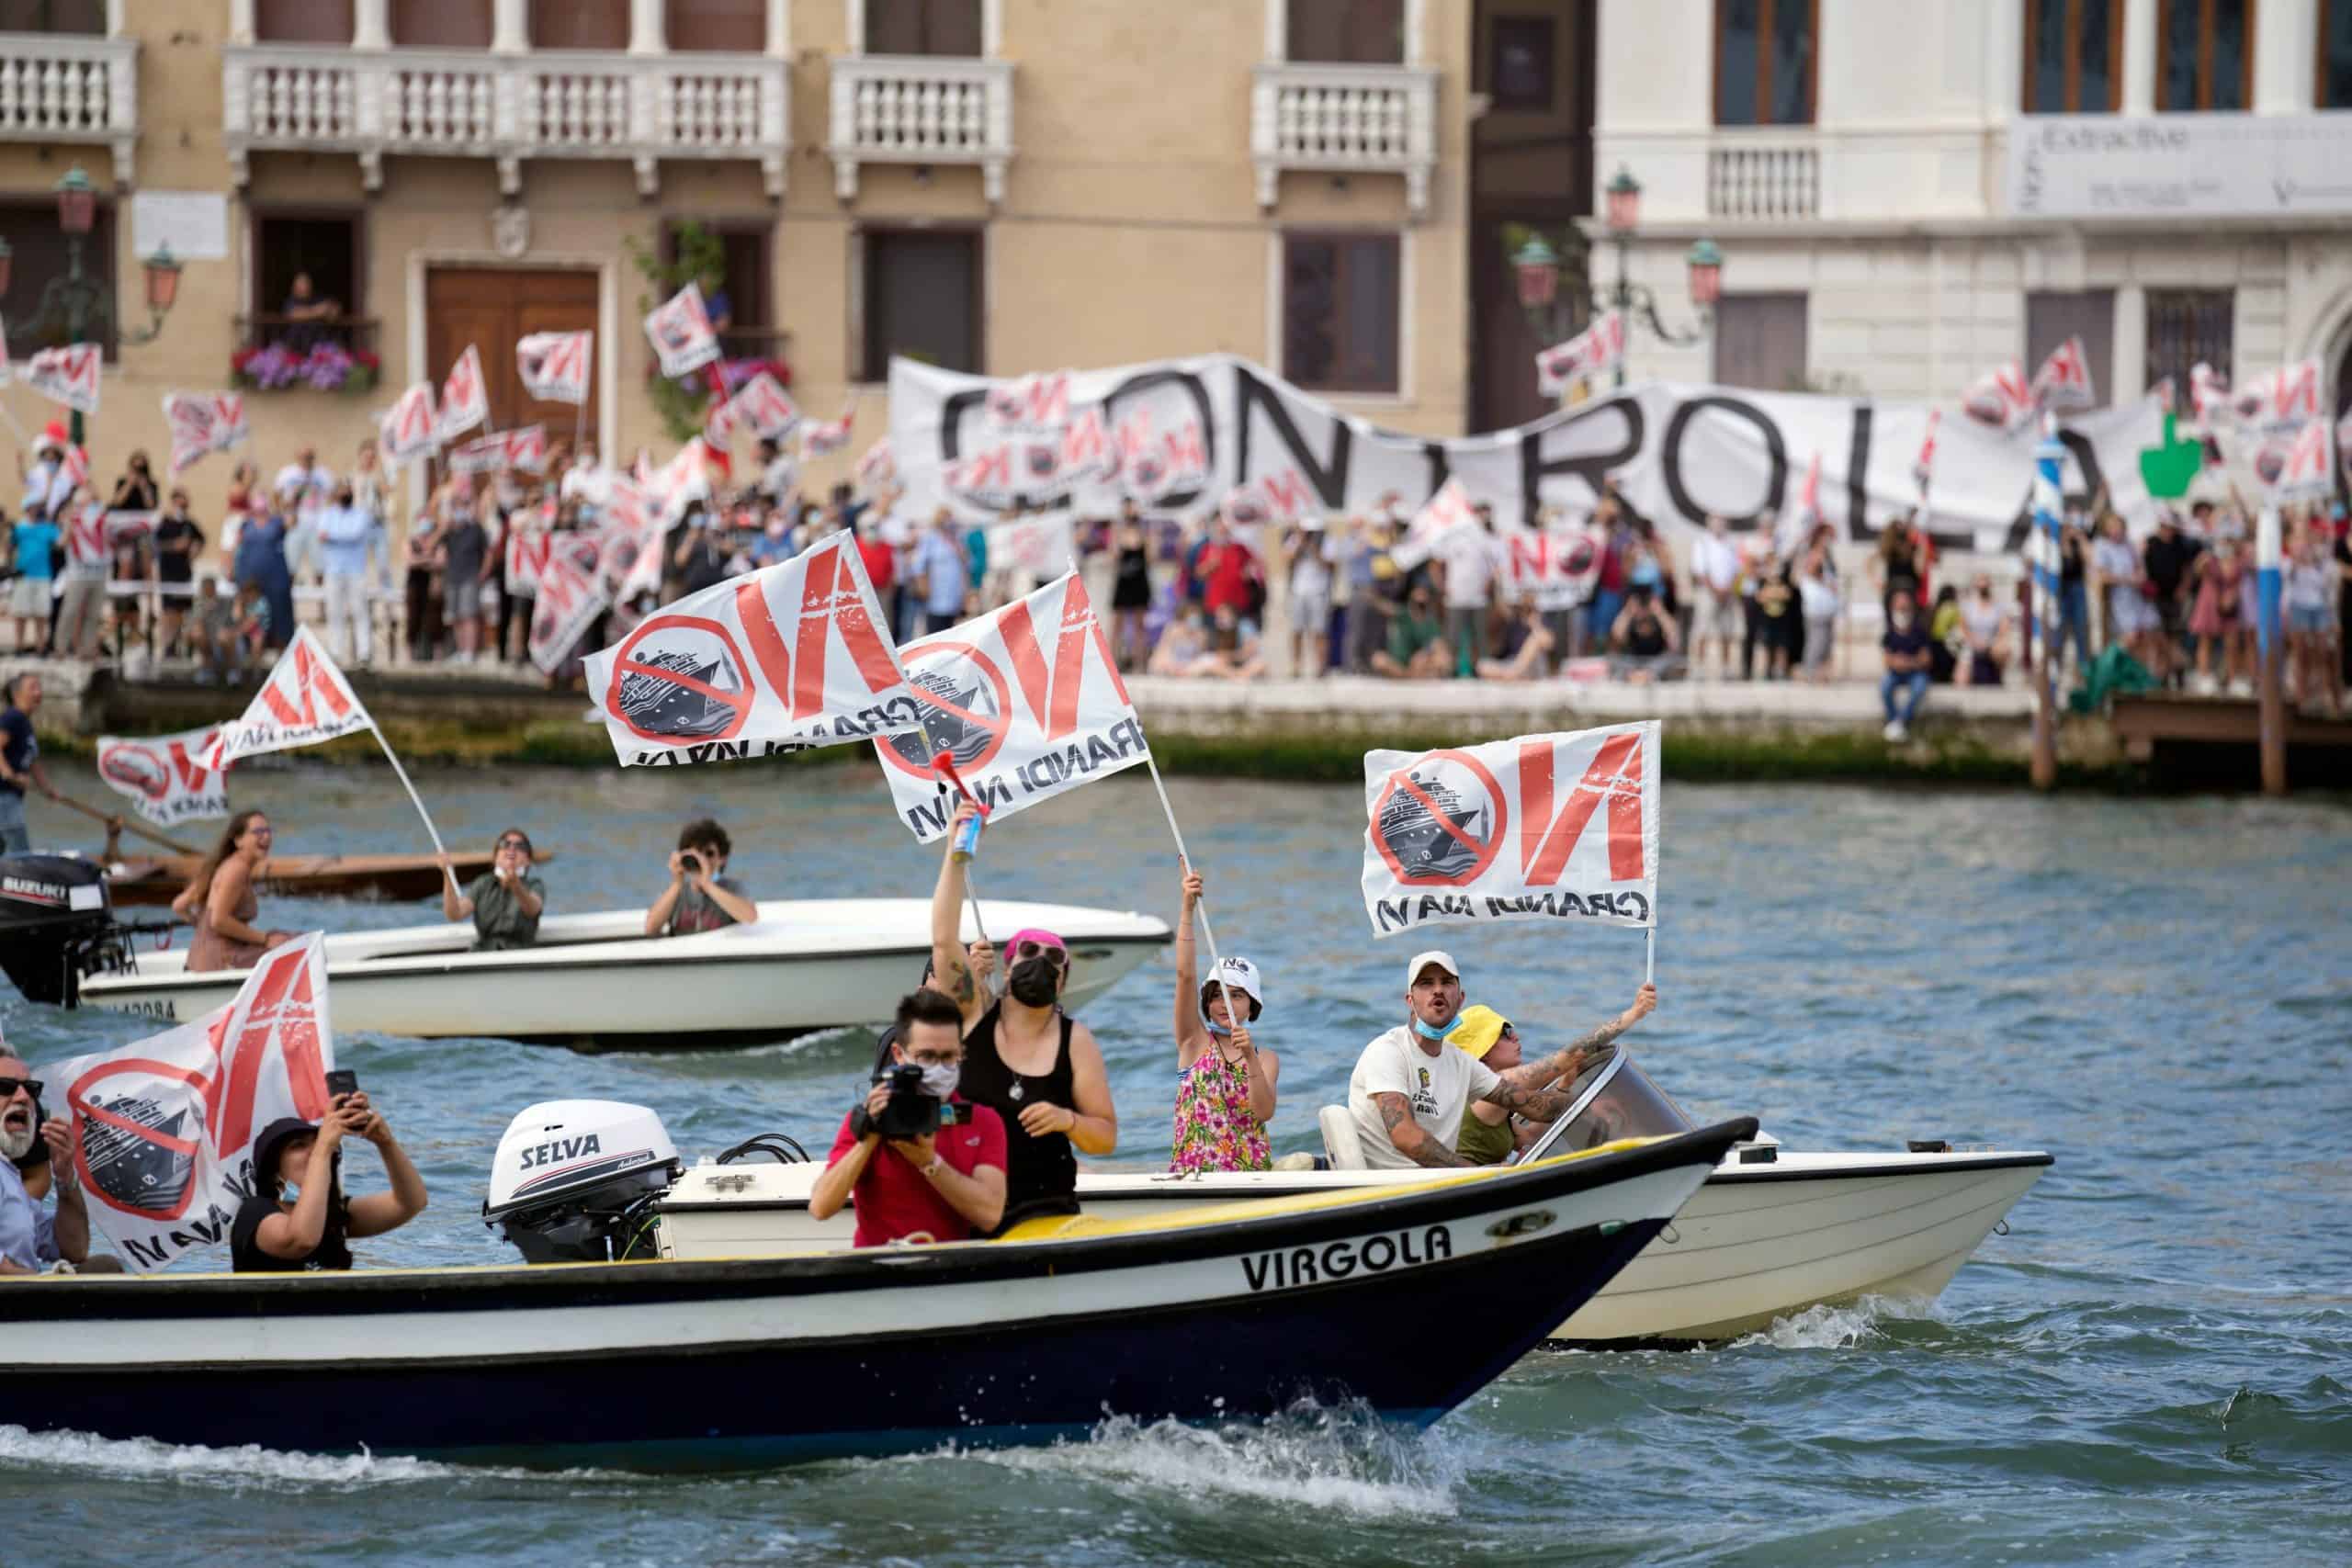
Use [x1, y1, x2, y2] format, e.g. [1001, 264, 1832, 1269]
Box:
[1205, 955, 1264, 1021]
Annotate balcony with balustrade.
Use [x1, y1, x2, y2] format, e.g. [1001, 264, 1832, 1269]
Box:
[826, 54, 1014, 205]
[1250, 61, 1437, 218]
[221, 47, 786, 199]
[0, 28, 138, 186]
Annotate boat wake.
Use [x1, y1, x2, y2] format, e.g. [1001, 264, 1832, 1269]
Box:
[964, 1401, 1463, 1520]
[1733, 1295, 1941, 1351]
[0, 1425, 616, 1492]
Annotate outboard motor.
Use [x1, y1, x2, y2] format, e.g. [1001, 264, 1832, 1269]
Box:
[483, 1100, 682, 1264]
[0, 854, 127, 1006]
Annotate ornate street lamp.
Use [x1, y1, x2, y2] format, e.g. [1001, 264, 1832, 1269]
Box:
[0, 164, 186, 446]
[1604, 166, 1642, 232]
[1512, 234, 1562, 310]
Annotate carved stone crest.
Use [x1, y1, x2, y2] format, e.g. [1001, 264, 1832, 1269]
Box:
[491, 204, 530, 259]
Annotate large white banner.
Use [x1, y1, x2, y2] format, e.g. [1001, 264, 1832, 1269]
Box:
[39, 934, 335, 1273]
[203, 626, 373, 767]
[872, 571, 1147, 841]
[95, 727, 230, 828]
[1361, 723, 1660, 940]
[887, 355, 2168, 549]
[2009, 113, 2352, 220]
[582, 532, 925, 766]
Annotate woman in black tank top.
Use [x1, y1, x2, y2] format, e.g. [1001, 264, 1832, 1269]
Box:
[957, 1002, 1080, 1226]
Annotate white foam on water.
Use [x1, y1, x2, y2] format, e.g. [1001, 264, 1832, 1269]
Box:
[0, 1425, 617, 1492]
[961, 1404, 1462, 1521]
[1731, 1295, 1938, 1351]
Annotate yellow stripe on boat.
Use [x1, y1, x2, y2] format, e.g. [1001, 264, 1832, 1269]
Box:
[996, 1136, 1668, 1243]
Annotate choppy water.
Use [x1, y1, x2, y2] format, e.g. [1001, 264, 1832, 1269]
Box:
[2, 760, 2346, 1565]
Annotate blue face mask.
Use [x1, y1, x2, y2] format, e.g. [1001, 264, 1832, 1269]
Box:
[1412, 1014, 1452, 1041]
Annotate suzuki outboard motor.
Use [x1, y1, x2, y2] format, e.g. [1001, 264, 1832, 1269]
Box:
[483, 1100, 682, 1263]
[0, 854, 123, 1006]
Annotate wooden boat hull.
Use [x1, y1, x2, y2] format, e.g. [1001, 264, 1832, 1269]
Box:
[0, 1122, 1753, 1469]
[105, 852, 517, 907]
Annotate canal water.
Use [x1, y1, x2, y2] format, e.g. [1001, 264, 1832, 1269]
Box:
[2, 761, 2346, 1565]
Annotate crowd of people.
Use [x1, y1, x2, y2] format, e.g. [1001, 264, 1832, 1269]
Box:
[1, 418, 2345, 716]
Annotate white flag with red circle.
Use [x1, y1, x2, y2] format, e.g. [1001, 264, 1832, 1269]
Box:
[25, 343, 100, 412]
[203, 626, 374, 767]
[872, 571, 1145, 842]
[582, 531, 923, 766]
[94, 726, 230, 828]
[62, 502, 108, 571]
[801, 402, 854, 458]
[1361, 722, 1661, 938]
[517, 330, 593, 404]
[1389, 478, 1478, 570]
[37, 933, 335, 1273]
[528, 536, 610, 675]
[163, 392, 249, 475]
[643, 283, 719, 378]
[2030, 335, 2096, 411]
[1535, 310, 1626, 397]
[505, 515, 552, 593]
[437, 344, 490, 441]
[2262, 417, 2334, 502]
[378, 381, 442, 463]
[729, 371, 801, 443]
[1961, 362, 2032, 430]
[594, 484, 666, 602]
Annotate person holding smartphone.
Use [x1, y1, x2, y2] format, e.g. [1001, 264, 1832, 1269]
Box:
[644, 818, 757, 936]
[231, 1085, 428, 1272]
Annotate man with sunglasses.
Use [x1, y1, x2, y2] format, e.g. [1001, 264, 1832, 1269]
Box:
[440, 828, 546, 951]
[0, 1050, 89, 1274]
[930, 800, 1120, 1230]
[810, 990, 1007, 1247]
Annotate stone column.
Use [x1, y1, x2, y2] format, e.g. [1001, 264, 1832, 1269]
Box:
[2120, 0, 2156, 115]
[492, 0, 528, 52]
[353, 0, 389, 49]
[2113, 283, 2147, 398]
[629, 0, 665, 54]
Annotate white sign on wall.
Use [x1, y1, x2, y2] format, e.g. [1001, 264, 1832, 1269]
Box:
[2008, 113, 2352, 220]
[130, 191, 230, 262]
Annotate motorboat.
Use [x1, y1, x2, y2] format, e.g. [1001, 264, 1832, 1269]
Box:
[654, 1052, 2052, 1343]
[0, 1107, 1756, 1470]
[104, 849, 519, 908]
[4, 854, 1168, 1047]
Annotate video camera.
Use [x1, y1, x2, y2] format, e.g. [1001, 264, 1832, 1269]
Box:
[851, 1064, 975, 1143]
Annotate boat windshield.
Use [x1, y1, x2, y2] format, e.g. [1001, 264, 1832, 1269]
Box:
[1519, 1052, 1697, 1163]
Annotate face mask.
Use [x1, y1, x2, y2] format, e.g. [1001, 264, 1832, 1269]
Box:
[1006, 957, 1061, 1008]
[1412, 1014, 1452, 1041]
[914, 1062, 960, 1100]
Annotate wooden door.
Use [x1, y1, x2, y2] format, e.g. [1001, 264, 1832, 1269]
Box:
[424, 267, 600, 443]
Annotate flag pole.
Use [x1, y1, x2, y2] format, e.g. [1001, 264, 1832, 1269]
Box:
[931, 760, 993, 949]
[1142, 752, 1239, 1027]
[368, 720, 457, 897]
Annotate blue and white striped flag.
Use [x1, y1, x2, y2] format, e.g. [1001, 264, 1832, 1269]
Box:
[2030, 428, 2066, 697]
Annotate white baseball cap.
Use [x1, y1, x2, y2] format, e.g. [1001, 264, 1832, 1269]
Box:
[1208, 956, 1264, 1016]
[1405, 950, 1461, 988]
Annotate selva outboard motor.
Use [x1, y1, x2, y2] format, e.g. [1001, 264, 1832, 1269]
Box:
[483, 1100, 682, 1263]
[0, 853, 123, 1006]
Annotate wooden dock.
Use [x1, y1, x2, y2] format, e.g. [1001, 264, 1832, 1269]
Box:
[2109, 693, 2352, 789]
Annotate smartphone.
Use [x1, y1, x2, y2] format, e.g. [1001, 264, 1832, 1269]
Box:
[324, 1068, 359, 1100]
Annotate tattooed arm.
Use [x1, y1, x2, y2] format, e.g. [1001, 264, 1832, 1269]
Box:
[931, 800, 986, 1031]
[1483, 984, 1658, 1120]
[1371, 1092, 1474, 1169]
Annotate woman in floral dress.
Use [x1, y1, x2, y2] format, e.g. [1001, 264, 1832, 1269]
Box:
[1169, 863, 1279, 1173]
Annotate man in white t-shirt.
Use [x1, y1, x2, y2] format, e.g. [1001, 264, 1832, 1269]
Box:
[1435, 509, 1508, 675]
[1346, 950, 1657, 1169]
[274, 447, 334, 511]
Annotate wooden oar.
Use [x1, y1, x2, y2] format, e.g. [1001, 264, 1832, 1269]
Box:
[48, 791, 203, 855]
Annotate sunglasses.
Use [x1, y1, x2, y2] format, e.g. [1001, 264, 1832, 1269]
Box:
[1016, 941, 1069, 970]
[0, 1077, 44, 1100]
[497, 838, 531, 852]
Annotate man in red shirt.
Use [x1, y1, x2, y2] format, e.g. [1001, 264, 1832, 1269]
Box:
[855, 519, 896, 600]
[811, 989, 1007, 1246]
[1198, 516, 1258, 619]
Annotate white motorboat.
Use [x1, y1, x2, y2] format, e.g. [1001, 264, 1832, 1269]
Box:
[652, 1052, 2051, 1343]
[68, 897, 1170, 1048]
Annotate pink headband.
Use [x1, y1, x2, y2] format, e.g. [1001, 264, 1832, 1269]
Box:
[1007, 927, 1067, 954]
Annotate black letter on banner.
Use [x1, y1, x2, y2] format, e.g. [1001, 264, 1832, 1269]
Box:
[1102, 367, 1220, 511]
[1521, 396, 1644, 519]
[1844, 402, 1873, 542]
[1422, 440, 1450, 495]
[1235, 366, 1351, 508]
[1662, 396, 1785, 529]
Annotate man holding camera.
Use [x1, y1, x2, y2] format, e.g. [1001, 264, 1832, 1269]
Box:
[810, 990, 1007, 1247]
[644, 818, 758, 936]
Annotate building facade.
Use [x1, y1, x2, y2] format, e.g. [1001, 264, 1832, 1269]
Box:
[0, 0, 1505, 536]
[1595, 0, 2352, 421]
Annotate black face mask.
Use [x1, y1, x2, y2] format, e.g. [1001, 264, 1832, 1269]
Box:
[1006, 958, 1060, 1009]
